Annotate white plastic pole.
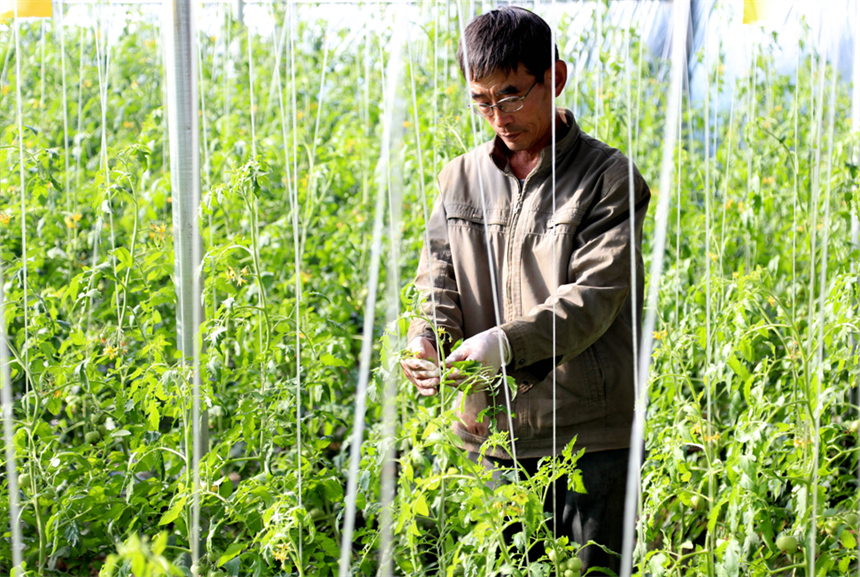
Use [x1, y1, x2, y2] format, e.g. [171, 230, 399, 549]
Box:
[162, 0, 205, 574]
[338, 13, 405, 577]
[620, 2, 689, 576]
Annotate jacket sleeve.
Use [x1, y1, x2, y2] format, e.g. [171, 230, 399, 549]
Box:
[500, 166, 650, 381]
[406, 191, 465, 357]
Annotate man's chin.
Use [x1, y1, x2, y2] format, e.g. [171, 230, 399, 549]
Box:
[500, 135, 528, 151]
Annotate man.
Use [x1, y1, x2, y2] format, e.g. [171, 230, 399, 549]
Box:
[400, 6, 650, 574]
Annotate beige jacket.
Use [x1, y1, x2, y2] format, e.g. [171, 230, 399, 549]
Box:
[407, 109, 650, 459]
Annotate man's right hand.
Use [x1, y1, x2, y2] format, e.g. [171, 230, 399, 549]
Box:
[400, 337, 441, 396]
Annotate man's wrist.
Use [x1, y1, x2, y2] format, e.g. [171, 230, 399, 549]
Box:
[496, 327, 513, 366]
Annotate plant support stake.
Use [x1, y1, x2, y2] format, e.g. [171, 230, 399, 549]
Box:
[162, 0, 207, 572]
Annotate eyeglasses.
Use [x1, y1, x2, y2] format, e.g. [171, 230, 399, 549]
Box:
[469, 79, 539, 117]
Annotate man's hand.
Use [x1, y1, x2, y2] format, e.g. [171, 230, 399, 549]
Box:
[400, 337, 441, 396]
[444, 327, 512, 386]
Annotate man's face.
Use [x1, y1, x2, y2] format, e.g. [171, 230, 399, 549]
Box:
[468, 63, 564, 156]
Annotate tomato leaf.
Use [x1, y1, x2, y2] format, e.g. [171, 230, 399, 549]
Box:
[218, 542, 244, 567]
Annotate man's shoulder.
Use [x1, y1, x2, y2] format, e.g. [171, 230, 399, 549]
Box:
[437, 139, 496, 188]
[571, 131, 644, 190]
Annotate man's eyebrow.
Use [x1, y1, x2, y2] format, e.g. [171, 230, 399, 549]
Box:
[496, 84, 521, 96]
[471, 83, 522, 100]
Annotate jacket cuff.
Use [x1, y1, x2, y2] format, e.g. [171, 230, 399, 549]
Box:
[500, 321, 561, 391]
[500, 319, 539, 369]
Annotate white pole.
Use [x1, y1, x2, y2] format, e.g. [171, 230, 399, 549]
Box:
[620, 1, 689, 576]
[162, 0, 205, 573]
[338, 12, 405, 577]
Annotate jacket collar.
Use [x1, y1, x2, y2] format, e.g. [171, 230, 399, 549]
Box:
[488, 108, 581, 178]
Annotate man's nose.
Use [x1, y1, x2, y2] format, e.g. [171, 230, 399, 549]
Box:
[488, 107, 513, 128]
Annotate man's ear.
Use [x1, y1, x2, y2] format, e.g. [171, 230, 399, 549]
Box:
[552, 60, 568, 97]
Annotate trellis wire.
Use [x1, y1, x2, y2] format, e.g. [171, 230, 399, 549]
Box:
[404, 35, 444, 574]
[287, 0, 305, 563]
[853, 7, 860, 577]
[454, 0, 521, 481]
[265, 0, 303, 561]
[0, 222, 22, 576]
[717, 84, 733, 291]
[620, 2, 689, 576]
[702, 10, 717, 574]
[549, 0, 558, 545]
[622, 15, 640, 567]
[792, 37, 799, 332]
[74, 24, 85, 195]
[809, 42, 839, 577]
[58, 5, 71, 220]
[13, 1, 30, 415]
[337, 12, 405, 576]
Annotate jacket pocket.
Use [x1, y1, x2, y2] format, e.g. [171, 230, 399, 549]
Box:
[547, 209, 583, 236]
[582, 345, 607, 413]
[446, 202, 508, 230]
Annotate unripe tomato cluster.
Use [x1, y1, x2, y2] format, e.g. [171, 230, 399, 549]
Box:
[546, 547, 582, 577]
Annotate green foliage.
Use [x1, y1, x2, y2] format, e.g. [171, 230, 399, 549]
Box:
[0, 4, 858, 577]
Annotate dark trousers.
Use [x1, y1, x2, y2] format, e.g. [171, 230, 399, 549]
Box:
[468, 448, 630, 576]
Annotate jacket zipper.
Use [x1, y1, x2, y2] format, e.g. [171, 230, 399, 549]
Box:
[505, 174, 529, 320]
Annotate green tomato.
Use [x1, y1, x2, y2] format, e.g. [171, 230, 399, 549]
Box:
[566, 557, 582, 571]
[206, 551, 219, 564]
[563, 570, 575, 577]
[846, 513, 859, 527]
[824, 519, 840, 536]
[776, 535, 798, 555]
[98, 424, 109, 437]
[546, 547, 557, 563]
[309, 508, 326, 521]
[691, 495, 705, 511]
[85, 431, 101, 444]
[17, 473, 31, 488]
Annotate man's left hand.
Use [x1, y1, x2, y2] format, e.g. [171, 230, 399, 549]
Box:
[444, 327, 512, 386]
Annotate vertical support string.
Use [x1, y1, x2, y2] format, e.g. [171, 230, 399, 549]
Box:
[810, 44, 839, 577]
[287, 0, 303, 563]
[58, 4, 70, 218]
[338, 14, 405, 577]
[594, 1, 602, 138]
[13, 0, 31, 410]
[852, 5, 860, 573]
[620, 3, 689, 576]
[405, 36, 444, 575]
[548, 0, 558, 545]
[702, 12, 716, 572]
[792, 37, 799, 331]
[717, 85, 734, 290]
[75, 24, 84, 196]
[455, 0, 521, 479]
[623, 15, 641, 566]
[1, 227, 23, 577]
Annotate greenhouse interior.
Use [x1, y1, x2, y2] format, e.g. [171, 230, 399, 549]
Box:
[1, 0, 859, 575]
